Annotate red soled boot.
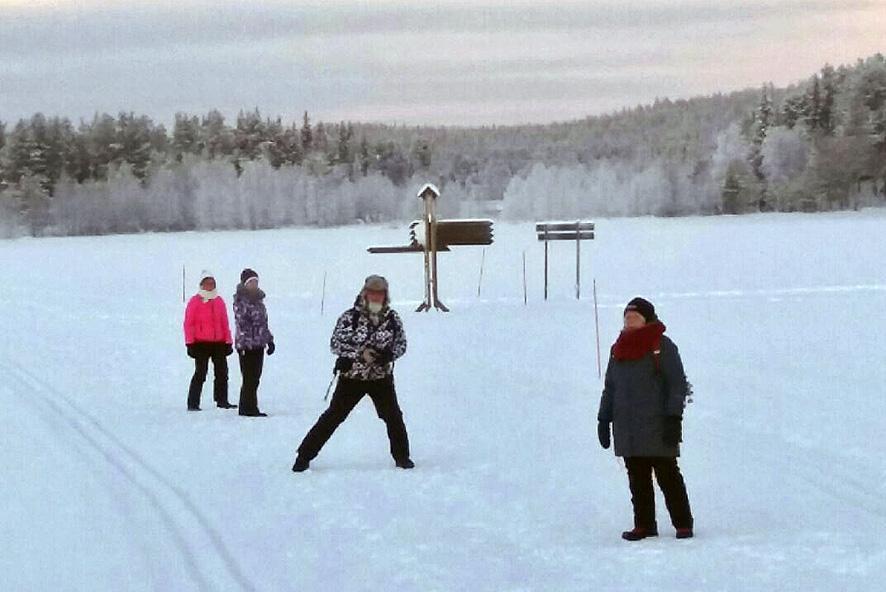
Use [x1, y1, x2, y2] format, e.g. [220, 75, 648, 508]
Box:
[622, 527, 659, 541]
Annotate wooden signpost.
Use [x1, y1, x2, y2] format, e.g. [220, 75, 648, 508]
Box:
[368, 183, 494, 312]
[536, 221, 595, 300]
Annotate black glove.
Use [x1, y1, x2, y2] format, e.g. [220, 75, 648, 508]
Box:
[374, 348, 394, 365]
[663, 416, 683, 447]
[186, 344, 197, 359]
[224, 344, 234, 357]
[597, 421, 611, 450]
[266, 341, 275, 356]
[334, 357, 354, 374]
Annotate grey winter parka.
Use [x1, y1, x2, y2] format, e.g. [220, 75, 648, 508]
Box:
[597, 335, 688, 457]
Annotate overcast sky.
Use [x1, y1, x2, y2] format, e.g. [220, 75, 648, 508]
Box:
[1, 0, 884, 127]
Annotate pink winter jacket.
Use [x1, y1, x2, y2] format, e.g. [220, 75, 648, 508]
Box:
[183, 295, 233, 345]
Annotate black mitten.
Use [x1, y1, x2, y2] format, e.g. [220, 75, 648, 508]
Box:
[598, 421, 611, 450]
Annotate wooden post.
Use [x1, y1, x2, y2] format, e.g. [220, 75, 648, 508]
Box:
[593, 278, 602, 379]
[429, 196, 437, 306]
[522, 250, 528, 306]
[429, 196, 449, 312]
[417, 196, 432, 312]
[182, 265, 186, 303]
[543, 228, 549, 301]
[575, 220, 581, 300]
[415, 184, 447, 312]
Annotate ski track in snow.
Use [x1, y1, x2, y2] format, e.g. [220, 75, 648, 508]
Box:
[0, 359, 256, 592]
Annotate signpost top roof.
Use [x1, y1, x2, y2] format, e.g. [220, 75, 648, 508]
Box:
[417, 183, 441, 200]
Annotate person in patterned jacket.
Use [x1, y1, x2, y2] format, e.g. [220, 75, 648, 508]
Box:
[293, 275, 413, 472]
[233, 268, 275, 417]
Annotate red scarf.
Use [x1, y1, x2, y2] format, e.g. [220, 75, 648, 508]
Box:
[611, 321, 666, 361]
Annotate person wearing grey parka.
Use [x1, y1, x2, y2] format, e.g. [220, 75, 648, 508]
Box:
[597, 297, 694, 541]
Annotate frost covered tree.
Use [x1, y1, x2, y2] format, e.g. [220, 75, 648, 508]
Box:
[3, 54, 885, 237]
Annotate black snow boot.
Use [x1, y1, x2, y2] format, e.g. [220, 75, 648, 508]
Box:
[217, 402, 238, 409]
[676, 528, 694, 539]
[395, 458, 415, 469]
[622, 527, 659, 541]
[292, 456, 310, 473]
[187, 406, 201, 411]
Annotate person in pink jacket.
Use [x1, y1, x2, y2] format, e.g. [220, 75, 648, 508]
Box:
[184, 270, 236, 411]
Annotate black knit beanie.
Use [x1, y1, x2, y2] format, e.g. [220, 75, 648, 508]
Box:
[240, 268, 259, 285]
[624, 297, 657, 323]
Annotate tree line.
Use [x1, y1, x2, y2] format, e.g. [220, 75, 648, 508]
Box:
[1, 54, 884, 237]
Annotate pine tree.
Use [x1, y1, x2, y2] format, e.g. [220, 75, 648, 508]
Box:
[27, 114, 51, 187]
[280, 123, 303, 165]
[358, 136, 371, 176]
[149, 124, 169, 154]
[336, 121, 352, 164]
[748, 86, 772, 183]
[858, 64, 886, 151]
[819, 65, 837, 135]
[4, 120, 35, 186]
[234, 109, 268, 161]
[202, 109, 232, 159]
[301, 111, 313, 152]
[315, 122, 328, 154]
[117, 112, 153, 181]
[65, 129, 92, 183]
[172, 113, 201, 161]
[782, 96, 806, 129]
[412, 139, 432, 169]
[805, 75, 821, 130]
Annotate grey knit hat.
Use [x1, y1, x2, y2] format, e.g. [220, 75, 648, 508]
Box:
[363, 275, 389, 292]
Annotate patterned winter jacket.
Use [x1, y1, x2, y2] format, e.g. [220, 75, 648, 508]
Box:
[331, 299, 407, 381]
[233, 284, 274, 351]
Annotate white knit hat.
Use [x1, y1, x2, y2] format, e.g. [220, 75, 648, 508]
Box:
[199, 270, 215, 285]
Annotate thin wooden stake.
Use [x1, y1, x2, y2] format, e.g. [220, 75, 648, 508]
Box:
[477, 248, 486, 298]
[575, 220, 581, 300]
[594, 278, 602, 379]
[543, 229, 549, 301]
[182, 265, 186, 303]
[522, 250, 528, 306]
[321, 270, 328, 316]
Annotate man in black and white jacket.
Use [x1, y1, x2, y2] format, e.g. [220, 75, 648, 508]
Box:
[293, 275, 412, 472]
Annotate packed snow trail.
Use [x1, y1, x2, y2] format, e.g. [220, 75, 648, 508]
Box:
[2, 213, 886, 591]
[0, 359, 255, 592]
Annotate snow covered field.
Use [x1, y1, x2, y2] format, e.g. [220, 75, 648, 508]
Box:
[1, 211, 885, 591]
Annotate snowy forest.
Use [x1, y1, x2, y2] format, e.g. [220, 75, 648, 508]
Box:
[1, 54, 885, 238]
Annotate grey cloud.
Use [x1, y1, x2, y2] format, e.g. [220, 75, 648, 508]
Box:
[0, 1, 883, 126]
[0, 1, 875, 58]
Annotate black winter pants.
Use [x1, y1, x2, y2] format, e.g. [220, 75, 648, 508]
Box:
[188, 343, 230, 409]
[238, 348, 265, 414]
[297, 376, 410, 463]
[624, 456, 693, 530]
